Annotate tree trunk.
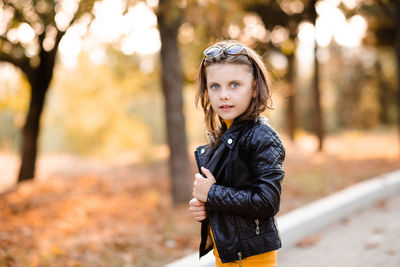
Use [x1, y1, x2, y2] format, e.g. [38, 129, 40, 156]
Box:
[18, 74, 50, 182]
[2, 1, 86, 184]
[394, 1, 400, 155]
[375, 61, 392, 124]
[313, 42, 324, 151]
[396, 25, 400, 155]
[310, 0, 324, 151]
[157, 2, 192, 203]
[286, 52, 297, 141]
[18, 48, 56, 183]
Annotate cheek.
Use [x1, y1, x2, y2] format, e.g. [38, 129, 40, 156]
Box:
[243, 86, 255, 101]
[207, 91, 218, 106]
[240, 87, 254, 108]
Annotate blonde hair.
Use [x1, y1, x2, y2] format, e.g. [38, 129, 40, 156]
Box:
[196, 40, 273, 146]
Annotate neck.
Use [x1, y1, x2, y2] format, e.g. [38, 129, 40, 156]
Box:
[224, 119, 234, 129]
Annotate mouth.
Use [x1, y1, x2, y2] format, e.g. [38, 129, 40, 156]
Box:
[219, 105, 234, 110]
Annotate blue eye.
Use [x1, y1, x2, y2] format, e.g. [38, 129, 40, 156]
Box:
[231, 82, 239, 88]
[211, 84, 219, 90]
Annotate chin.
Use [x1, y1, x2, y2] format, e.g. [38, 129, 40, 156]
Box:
[220, 116, 236, 120]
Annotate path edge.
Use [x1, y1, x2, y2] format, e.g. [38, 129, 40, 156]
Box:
[164, 170, 400, 267]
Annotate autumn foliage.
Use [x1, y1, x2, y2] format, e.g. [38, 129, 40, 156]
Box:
[1, 131, 399, 266]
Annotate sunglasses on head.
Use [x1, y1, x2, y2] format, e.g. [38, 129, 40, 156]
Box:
[203, 44, 247, 59]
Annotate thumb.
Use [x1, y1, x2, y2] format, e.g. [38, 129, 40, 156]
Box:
[201, 167, 216, 182]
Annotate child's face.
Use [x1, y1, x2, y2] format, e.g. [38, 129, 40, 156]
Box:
[206, 63, 254, 121]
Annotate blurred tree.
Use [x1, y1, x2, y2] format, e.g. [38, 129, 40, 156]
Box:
[358, 0, 400, 148]
[334, 58, 379, 129]
[374, 59, 396, 124]
[376, 0, 400, 149]
[307, 0, 324, 151]
[245, 0, 300, 141]
[156, 0, 191, 203]
[48, 52, 154, 157]
[0, 0, 96, 182]
[246, 0, 325, 150]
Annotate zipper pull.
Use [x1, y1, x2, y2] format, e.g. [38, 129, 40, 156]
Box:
[255, 219, 260, 235]
[237, 252, 242, 267]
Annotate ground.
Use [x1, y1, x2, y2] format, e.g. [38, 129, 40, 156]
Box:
[0, 130, 399, 266]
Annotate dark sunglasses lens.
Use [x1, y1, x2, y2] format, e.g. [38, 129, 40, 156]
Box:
[205, 46, 222, 57]
[227, 45, 244, 55]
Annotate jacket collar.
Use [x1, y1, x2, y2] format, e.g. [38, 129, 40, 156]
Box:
[220, 119, 254, 149]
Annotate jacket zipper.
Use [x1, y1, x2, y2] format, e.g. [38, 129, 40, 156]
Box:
[236, 219, 260, 266]
[255, 218, 260, 235]
[237, 252, 242, 267]
[234, 215, 243, 267]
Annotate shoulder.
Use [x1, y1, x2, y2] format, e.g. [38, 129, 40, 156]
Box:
[241, 116, 284, 151]
[240, 116, 285, 171]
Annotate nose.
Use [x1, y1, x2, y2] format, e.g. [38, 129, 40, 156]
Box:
[219, 88, 230, 101]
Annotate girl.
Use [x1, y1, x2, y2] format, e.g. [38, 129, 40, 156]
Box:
[189, 40, 285, 267]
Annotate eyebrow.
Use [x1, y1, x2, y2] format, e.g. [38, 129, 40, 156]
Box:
[207, 79, 243, 85]
[230, 80, 241, 84]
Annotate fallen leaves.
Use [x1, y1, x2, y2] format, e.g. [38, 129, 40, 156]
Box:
[296, 233, 324, 248]
[1, 131, 399, 266]
[0, 162, 199, 267]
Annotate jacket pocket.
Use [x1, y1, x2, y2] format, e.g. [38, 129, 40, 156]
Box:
[239, 216, 275, 239]
[241, 230, 280, 255]
[239, 216, 281, 254]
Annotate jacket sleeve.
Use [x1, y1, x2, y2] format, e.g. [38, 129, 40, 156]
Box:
[205, 125, 285, 218]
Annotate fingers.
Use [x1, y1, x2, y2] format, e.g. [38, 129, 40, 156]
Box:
[201, 167, 211, 177]
[192, 210, 206, 221]
[194, 215, 207, 221]
[201, 167, 216, 183]
[193, 175, 202, 187]
[189, 198, 204, 207]
[193, 173, 205, 191]
[189, 198, 205, 211]
[193, 170, 215, 202]
[192, 191, 203, 202]
[188, 198, 207, 221]
[193, 214, 207, 221]
[193, 175, 205, 201]
[189, 206, 206, 214]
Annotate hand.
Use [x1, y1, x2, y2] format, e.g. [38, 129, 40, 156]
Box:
[188, 198, 207, 221]
[193, 167, 216, 202]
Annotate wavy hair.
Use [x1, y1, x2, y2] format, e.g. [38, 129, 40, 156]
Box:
[196, 40, 273, 147]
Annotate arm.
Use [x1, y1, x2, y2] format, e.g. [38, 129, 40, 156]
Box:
[206, 126, 285, 218]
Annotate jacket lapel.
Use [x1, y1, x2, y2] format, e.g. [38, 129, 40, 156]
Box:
[194, 119, 254, 178]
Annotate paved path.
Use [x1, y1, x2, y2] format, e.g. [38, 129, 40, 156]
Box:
[278, 193, 400, 267]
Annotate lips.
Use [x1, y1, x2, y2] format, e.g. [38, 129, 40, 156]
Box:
[219, 105, 234, 111]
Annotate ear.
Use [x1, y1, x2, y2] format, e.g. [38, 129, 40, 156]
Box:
[252, 80, 257, 98]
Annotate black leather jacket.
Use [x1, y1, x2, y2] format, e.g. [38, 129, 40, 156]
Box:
[194, 116, 285, 263]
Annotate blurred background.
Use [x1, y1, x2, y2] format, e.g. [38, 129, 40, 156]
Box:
[0, 0, 399, 266]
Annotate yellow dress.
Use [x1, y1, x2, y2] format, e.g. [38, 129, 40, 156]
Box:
[209, 120, 277, 267]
